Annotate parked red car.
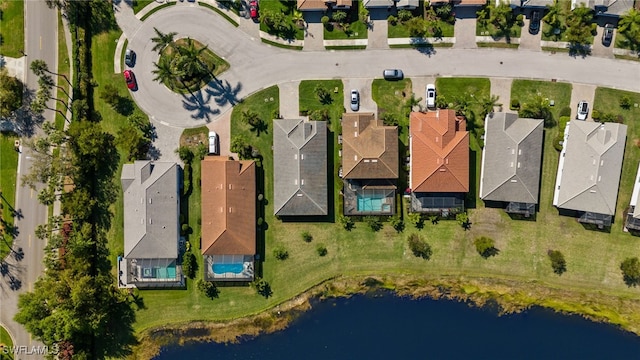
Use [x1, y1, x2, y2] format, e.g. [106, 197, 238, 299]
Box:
[249, 0, 258, 20]
[123, 70, 137, 90]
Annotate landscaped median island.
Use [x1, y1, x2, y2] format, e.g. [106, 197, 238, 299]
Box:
[129, 79, 640, 357]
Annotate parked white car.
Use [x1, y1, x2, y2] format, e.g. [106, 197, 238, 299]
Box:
[425, 84, 436, 108]
[208, 131, 218, 155]
[577, 101, 589, 121]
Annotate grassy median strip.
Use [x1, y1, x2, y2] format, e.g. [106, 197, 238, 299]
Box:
[132, 0, 155, 14]
[198, 2, 239, 27]
[0, 133, 18, 259]
[0, 0, 25, 57]
[325, 45, 367, 50]
[261, 38, 303, 51]
[139, 1, 176, 21]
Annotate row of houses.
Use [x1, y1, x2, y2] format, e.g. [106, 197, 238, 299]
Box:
[296, 0, 632, 18]
[116, 109, 633, 289]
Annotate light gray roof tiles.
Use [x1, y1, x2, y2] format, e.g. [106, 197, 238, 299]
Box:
[121, 161, 180, 259]
[273, 119, 328, 216]
[553, 121, 627, 216]
[480, 113, 543, 204]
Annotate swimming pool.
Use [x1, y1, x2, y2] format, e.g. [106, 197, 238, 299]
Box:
[212, 263, 244, 274]
[357, 194, 391, 212]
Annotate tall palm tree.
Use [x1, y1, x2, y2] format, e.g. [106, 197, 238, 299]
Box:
[543, 0, 564, 31]
[477, 94, 502, 117]
[618, 8, 640, 49]
[152, 56, 178, 85]
[151, 27, 177, 53]
[177, 38, 207, 79]
[30, 59, 50, 76]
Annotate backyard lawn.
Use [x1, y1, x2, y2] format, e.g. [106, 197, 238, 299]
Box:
[0, 134, 18, 260]
[0, 0, 24, 58]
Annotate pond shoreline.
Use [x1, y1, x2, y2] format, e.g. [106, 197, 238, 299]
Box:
[131, 274, 640, 359]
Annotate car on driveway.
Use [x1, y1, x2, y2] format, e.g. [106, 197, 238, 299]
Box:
[123, 70, 137, 90]
[125, 48, 136, 67]
[249, 1, 258, 20]
[383, 69, 403, 80]
[425, 84, 436, 108]
[350, 89, 360, 111]
[602, 23, 614, 46]
[208, 131, 219, 155]
[529, 10, 541, 34]
[577, 101, 589, 120]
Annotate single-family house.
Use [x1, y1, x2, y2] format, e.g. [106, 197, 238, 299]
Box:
[508, 0, 553, 8]
[119, 161, 183, 289]
[479, 113, 543, 217]
[273, 119, 328, 216]
[201, 157, 256, 281]
[431, 0, 488, 6]
[363, 0, 396, 8]
[572, 0, 633, 17]
[297, 0, 351, 11]
[553, 121, 627, 227]
[410, 109, 469, 215]
[396, 0, 419, 9]
[624, 162, 640, 232]
[341, 112, 398, 216]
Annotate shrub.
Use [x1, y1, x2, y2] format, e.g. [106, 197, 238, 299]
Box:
[621, 257, 640, 287]
[257, 217, 263, 227]
[398, 9, 413, 22]
[456, 212, 470, 229]
[251, 277, 272, 297]
[601, 112, 617, 123]
[181, 223, 191, 235]
[176, 146, 194, 163]
[321, 16, 329, 25]
[316, 243, 328, 256]
[620, 96, 632, 110]
[273, 245, 289, 260]
[381, 112, 398, 126]
[301, 231, 313, 243]
[364, 216, 383, 232]
[510, 99, 520, 110]
[516, 14, 524, 26]
[407, 212, 424, 229]
[390, 216, 404, 233]
[197, 279, 219, 299]
[474, 236, 498, 258]
[332, 10, 347, 24]
[559, 106, 571, 117]
[591, 109, 601, 120]
[339, 215, 355, 231]
[547, 250, 567, 275]
[388, 15, 397, 26]
[182, 251, 197, 279]
[407, 234, 432, 260]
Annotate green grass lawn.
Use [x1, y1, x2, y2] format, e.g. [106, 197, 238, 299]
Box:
[324, 20, 368, 40]
[0, 0, 24, 58]
[371, 78, 412, 147]
[0, 324, 13, 359]
[388, 20, 454, 38]
[476, 19, 522, 40]
[55, 11, 71, 131]
[510, 79, 572, 123]
[131, 0, 155, 14]
[0, 133, 18, 260]
[258, 1, 304, 41]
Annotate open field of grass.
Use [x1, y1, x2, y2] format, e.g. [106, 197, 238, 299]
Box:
[0, 0, 24, 58]
[0, 134, 18, 260]
[0, 324, 13, 359]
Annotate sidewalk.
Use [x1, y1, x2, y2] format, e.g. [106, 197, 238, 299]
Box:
[1, 56, 26, 83]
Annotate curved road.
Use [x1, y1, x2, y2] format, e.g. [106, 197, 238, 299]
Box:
[115, 4, 640, 129]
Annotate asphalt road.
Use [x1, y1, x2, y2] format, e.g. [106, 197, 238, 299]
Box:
[1, 1, 58, 358]
[116, 5, 640, 129]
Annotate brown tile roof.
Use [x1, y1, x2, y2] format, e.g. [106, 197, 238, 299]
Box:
[201, 157, 256, 256]
[341, 112, 399, 180]
[410, 109, 469, 193]
[298, 0, 350, 10]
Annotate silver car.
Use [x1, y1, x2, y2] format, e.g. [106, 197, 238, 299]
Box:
[577, 101, 589, 121]
[350, 89, 360, 111]
[125, 48, 136, 67]
[383, 69, 403, 80]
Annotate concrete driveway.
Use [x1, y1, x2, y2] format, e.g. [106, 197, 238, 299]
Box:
[591, 23, 615, 59]
[569, 83, 596, 122]
[453, 6, 478, 49]
[410, 76, 437, 111]
[519, 11, 541, 51]
[342, 78, 377, 114]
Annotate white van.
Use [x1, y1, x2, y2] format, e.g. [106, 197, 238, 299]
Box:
[208, 131, 218, 155]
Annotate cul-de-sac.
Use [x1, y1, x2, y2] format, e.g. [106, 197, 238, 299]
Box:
[2, 0, 640, 358]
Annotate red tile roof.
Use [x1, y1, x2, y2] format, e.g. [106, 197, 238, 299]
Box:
[410, 109, 469, 193]
[201, 157, 256, 256]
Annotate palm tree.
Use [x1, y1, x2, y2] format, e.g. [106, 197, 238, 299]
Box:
[543, 0, 564, 32]
[151, 27, 177, 53]
[619, 8, 640, 50]
[477, 94, 502, 117]
[519, 94, 553, 127]
[292, 9, 304, 28]
[30, 59, 49, 76]
[152, 56, 178, 85]
[177, 38, 208, 79]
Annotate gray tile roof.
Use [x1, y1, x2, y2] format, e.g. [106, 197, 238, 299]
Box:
[578, 0, 633, 16]
[480, 113, 543, 204]
[631, 162, 640, 218]
[553, 121, 627, 216]
[510, 0, 554, 7]
[364, 0, 396, 7]
[273, 119, 328, 216]
[121, 161, 180, 259]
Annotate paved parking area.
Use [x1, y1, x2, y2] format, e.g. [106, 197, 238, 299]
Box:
[490, 77, 515, 114]
[519, 13, 541, 51]
[368, 19, 388, 50]
[453, 7, 477, 49]
[411, 76, 437, 110]
[342, 78, 377, 114]
[591, 24, 615, 59]
[569, 83, 597, 122]
[206, 109, 237, 157]
[279, 81, 301, 118]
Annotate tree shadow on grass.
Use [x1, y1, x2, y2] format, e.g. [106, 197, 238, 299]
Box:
[205, 78, 243, 107]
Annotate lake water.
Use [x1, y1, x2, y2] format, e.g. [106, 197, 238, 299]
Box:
[155, 293, 640, 359]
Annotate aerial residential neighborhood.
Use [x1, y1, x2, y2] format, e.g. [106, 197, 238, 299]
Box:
[3, 0, 640, 358]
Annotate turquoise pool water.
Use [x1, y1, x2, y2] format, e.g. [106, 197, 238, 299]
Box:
[142, 264, 176, 279]
[213, 263, 243, 274]
[357, 194, 390, 212]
